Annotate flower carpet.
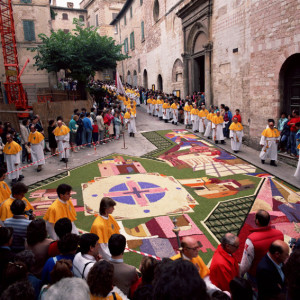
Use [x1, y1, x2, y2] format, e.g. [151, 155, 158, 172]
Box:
[27, 130, 300, 267]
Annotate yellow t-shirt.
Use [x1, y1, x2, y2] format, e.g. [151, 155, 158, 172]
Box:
[261, 127, 280, 138]
[190, 108, 199, 115]
[28, 131, 44, 144]
[229, 122, 243, 131]
[147, 98, 152, 104]
[0, 181, 11, 204]
[90, 215, 120, 244]
[3, 141, 22, 155]
[171, 103, 178, 109]
[162, 103, 170, 109]
[53, 125, 70, 136]
[124, 112, 131, 119]
[198, 109, 209, 118]
[212, 115, 224, 125]
[171, 253, 210, 279]
[184, 105, 191, 112]
[43, 198, 77, 224]
[0, 197, 34, 221]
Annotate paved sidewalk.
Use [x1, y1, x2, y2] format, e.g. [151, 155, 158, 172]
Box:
[12, 104, 300, 189]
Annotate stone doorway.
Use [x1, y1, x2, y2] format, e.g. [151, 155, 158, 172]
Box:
[194, 55, 205, 93]
[143, 69, 148, 89]
[157, 74, 163, 91]
[280, 54, 300, 114]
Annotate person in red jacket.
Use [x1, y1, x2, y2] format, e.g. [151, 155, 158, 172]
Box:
[210, 233, 240, 293]
[232, 109, 242, 123]
[240, 210, 283, 284]
[287, 109, 300, 156]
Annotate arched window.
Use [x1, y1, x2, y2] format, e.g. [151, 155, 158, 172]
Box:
[153, 0, 159, 22]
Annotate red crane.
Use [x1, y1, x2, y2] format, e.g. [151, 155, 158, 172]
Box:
[0, 0, 30, 111]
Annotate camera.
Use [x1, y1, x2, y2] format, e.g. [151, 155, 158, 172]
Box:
[24, 209, 34, 220]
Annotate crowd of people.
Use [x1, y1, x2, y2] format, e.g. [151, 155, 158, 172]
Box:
[1, 81, 299, 185]
[0, 177, 299, 300]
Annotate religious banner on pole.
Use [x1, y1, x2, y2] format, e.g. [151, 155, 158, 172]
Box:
[116, 70, 125, 94]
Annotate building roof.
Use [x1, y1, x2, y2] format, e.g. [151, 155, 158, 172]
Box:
[51, 5, 87, 13]
[110, 0, 133, 25]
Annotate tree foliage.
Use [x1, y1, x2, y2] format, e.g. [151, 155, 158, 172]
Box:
[29, 19, 127, 83]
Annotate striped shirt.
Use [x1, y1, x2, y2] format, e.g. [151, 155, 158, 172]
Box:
[4, 216, 31, 252]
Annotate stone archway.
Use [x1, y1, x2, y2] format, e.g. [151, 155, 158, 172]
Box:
[127, 70, 131, 85]
[157, 74, 163, 91]
[172, 58, 183, 94]
[133, 70, 137, 88]
[143, 69, 148, 89]
[279, 53, 300, 114]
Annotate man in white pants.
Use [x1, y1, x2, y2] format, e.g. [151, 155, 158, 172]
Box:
[28, 125, 45, 172]
[53, 120, 70, 163]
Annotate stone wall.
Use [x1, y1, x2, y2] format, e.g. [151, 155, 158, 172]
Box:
[113, 0, 191, 94]
[212, 0, 300, 147]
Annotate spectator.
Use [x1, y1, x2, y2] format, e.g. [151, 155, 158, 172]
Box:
[114, 112, 122, 140]
[240, 209, 284, 283]
[15, 250, 42, 300]
[44, 277, 90, 300]
[92, 120, 99, 145]
[287, 109, 300, 156]
[75, 113, 83, 148]
[223, 106, 232, 138]
[39, 259, 73, 299]
[279, 114, 291, 153]
[108, 233, 138, 296]
[69, 115, 79, 152]
[232, 109, 242, 123]
[48, 217, 72, 257]
[4, 199, 32, 252]
[42, 233, 79, 284]
[284, 249, 300, 300]
[96, 111, 105, 144]
[0, 226, 15, 279]
[229, 277, 253, 300]
[82, 113, 93, 147]
[210, 233, 240, 293]
[90, 107, 96, 121]
[73, 233, 100, 279]
[131, 256, 158, 299]
[0, 280, 35, 300]
[0, 261, 28, 294]
[278, 112, 288, 132]
[256, 240, 289, 300]
[210, 290, 230, 300]
[87, 260, 128, 300]
[26, 219, 53, 278]
[153, 259, 207, 300]
[47, 120, 57, 156]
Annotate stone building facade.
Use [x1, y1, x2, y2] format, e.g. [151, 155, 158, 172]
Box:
[112, 0, 300, 146]
[212, 0, 300, 145]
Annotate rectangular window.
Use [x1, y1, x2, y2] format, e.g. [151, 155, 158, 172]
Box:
[141, 21, 144, 41]
[23, 20, 35, 41]
[62, 13, 68, 20]
[112, 13, 118, 21]
[124, 38, 129, 54]
[130, 32, 135, 50]
[140, 0, 143, 5]
[95, 14, 98, 27]
[138, 59, 141, 73]
[20, 0, 32, 3]
[114, 24, 118, 34]
[63, 29, 69, 33]
[79, 15, 85, 21]
[124, 15, 126, 26]
[130, 7, 133, 18]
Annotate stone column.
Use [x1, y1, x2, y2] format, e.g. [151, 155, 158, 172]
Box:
[181, 53, 189, 98]
[204, 42, 213, 107]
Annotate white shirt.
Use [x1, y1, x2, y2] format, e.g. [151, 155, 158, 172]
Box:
[73, 252, 96, 279]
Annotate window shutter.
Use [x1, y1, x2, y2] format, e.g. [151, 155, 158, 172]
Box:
[23, 20, 35, 41]
[141, 21, 144, 40]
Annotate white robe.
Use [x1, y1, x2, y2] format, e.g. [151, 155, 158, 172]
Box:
[294, 156, 300, 179]
[4, 152, 22, 180]
[199, 117, 207, 133]
[146, 102, 150, 113]
[184, 111, 189, 125]
[125, 115, 137, 134]
[163, 108, 170, 120]
[191, 114, 199, 132]
[230, 130, 244, 151]
[158, 104, 163, 118]
[259, 136, 279, 161]
[150, 104, 154, 115]
[212, 123, 225, 141]
[154, 104, 158, 116]
[172, 109, 178, 123]
[204, 121, 212, 137]
[31, 141, 45, 165]
[55, 133, 70, 159]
